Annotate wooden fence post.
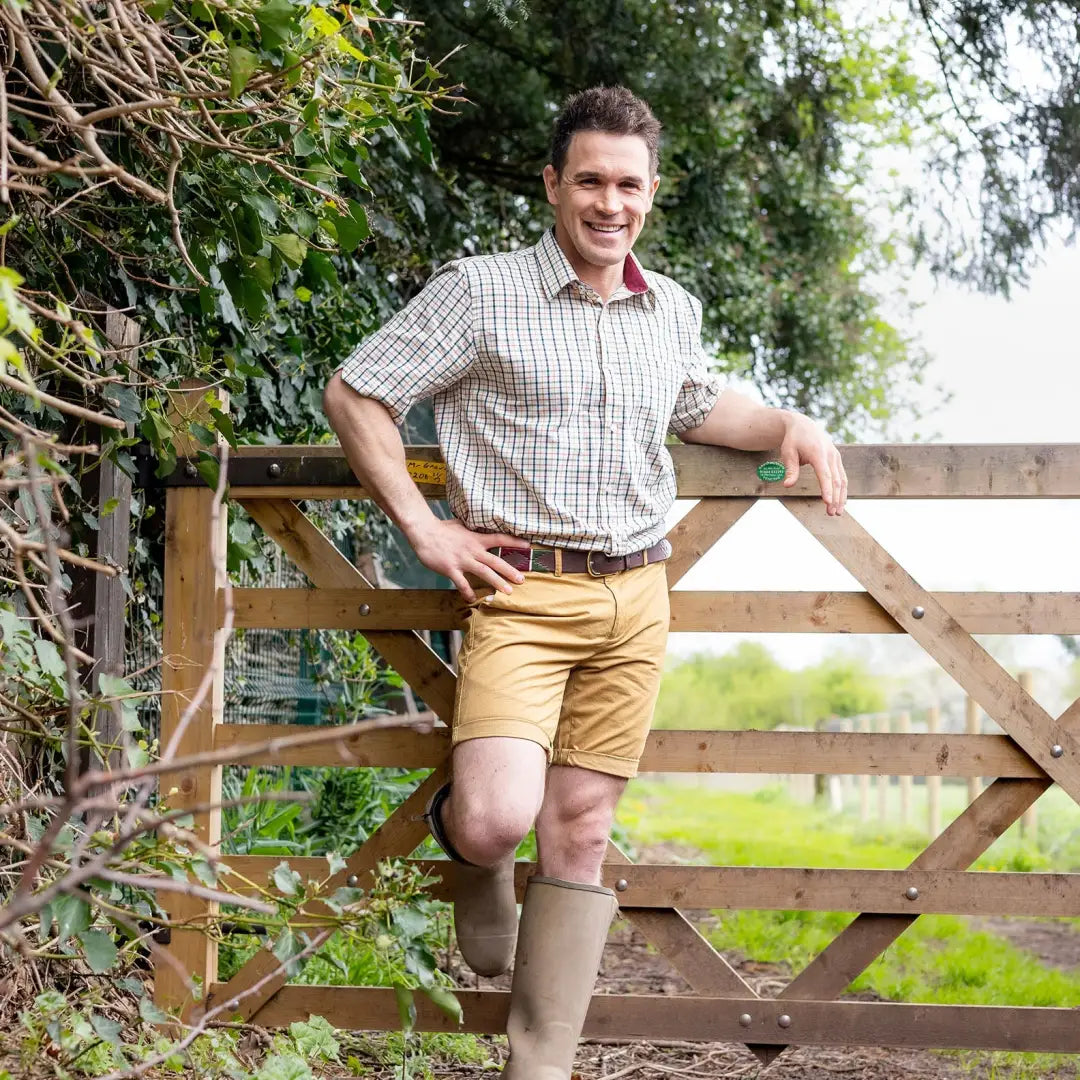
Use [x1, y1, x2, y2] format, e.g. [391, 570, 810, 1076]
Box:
[898, 711, 912, 827]
[965, 695, 981, 803]
[155, 381, 227, 1019]
[927, 705, 941, 838]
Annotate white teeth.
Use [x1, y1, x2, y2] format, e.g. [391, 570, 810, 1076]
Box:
[588, 223, 623, 232]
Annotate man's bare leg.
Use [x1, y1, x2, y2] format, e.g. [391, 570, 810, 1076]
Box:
[441, 736, 547, 865]
[431, 736, 545, 976]
[535, 764, 627, 883]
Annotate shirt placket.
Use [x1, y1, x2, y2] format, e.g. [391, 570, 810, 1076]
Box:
[592, 289, 618, 554]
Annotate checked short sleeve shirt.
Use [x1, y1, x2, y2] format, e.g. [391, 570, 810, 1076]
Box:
[339, 227, 725, 556]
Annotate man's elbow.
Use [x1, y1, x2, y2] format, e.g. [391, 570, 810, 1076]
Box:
[325, 371, 369, 434]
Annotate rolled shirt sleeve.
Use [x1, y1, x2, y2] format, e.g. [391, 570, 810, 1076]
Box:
[668, 292, 726, 436]
[338, 263, 476, 425]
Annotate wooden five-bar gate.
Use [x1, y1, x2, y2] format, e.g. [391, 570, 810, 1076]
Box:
[157, 439, 1080, 1060]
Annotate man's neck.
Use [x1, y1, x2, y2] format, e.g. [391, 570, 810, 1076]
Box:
[553, 223, 624, 302]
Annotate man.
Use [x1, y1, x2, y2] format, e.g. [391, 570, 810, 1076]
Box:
[324, 86, 847, 1077]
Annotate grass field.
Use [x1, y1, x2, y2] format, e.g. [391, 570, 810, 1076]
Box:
[616, 778, 1080, 1077]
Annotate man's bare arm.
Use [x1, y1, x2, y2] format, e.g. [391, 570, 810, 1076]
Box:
[679, 388, 848, 516]
[323, 373, 528, 600]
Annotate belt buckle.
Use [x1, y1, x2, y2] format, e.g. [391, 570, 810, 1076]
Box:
[586, 551, 605, 577]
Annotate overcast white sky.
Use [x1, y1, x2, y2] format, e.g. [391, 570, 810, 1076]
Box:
[669, 235, 1080, 704]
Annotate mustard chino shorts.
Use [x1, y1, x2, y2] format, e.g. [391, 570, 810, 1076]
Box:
[451, 562, 670, 779]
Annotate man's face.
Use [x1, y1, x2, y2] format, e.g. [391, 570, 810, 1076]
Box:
[543, 131, 659, 272]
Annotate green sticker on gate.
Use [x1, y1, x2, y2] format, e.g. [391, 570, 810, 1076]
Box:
[757, 460, 786, 483]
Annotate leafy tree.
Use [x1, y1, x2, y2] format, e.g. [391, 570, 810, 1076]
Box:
[655, 645, 886, 731]
[655, 643, 796, 730]
[906, 0, 1080, 293]
[799, 656, 886, 726]
[404, 0, 939, 437]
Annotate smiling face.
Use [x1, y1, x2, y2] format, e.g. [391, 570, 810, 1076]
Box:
[543, 130, 660, 293]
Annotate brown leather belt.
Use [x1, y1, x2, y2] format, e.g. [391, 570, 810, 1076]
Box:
[489, 539, 671, 577]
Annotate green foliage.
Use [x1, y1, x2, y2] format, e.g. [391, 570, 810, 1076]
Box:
[404, 0, 937, 437]
[654, 643, 885, 730]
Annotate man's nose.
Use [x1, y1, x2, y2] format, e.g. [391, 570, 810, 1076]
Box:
[595, 185, 623, 215]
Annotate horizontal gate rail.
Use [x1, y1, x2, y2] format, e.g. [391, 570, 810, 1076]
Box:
[228, 587, 1080, 635]
[218, 858, 1080, 917]
[236, 987, 1080, 1053]
[161, 442, 1080, 499]
[214, 724, 1049, 777]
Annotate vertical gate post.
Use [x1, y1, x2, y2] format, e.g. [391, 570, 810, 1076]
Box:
[155, 382, 228, 1018]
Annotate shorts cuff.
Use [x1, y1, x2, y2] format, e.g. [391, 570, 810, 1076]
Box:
[452, 717, 553, 758]
[550, 748, 639, 779]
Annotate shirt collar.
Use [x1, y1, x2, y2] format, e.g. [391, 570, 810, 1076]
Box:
[535, 226, 653, 302]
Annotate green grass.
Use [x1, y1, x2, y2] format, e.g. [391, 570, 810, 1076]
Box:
[617, 779, 1080, 1078]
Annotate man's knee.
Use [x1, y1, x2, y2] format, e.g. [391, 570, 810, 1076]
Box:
[537, 796, 615, 855]
[448, 787, 536, 866]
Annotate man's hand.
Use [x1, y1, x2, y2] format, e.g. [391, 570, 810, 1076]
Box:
[779, 413, 848, 516]
[409, 518, 532, 602]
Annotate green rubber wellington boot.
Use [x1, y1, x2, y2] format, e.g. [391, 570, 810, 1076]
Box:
[502, 876, 617, 1079]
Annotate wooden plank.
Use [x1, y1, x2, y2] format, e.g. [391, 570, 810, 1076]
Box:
[213, 723, 451, 768]
[664, 498, 755, 586]
[156, 488, 225, 1017]
[222, 859, 1080, 917]
[223, 443, 1080, 499]
[239, 499, 457, 720]
[785, 500, 1080, 805]
[236, 987, 1080, 1051]
[230, 587, 1080, 635]
[214, 724, 1046, 777]
[206, 766, 447, 1023]
[670, 590, 1080, 635]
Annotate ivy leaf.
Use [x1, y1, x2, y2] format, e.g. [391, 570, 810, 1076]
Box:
[89, 1012, 124, 1045]
[255, 0, 296, 51]
[79, 929, 118, 973]
[33, 638, 66, 680]
[269, 233, 306, 267]
[138, 997, 171, 1024]
[325, 200, 369, 252]
[209, 407, 237, 448]
[326, 852, 346, 875]
[195, 452, 220, 491]
[52, 893, 91, 943]
[102, 384, 142, 425]
[228, 47, 259, 99]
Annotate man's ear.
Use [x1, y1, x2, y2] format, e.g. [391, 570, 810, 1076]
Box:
[542, 163, 560, 207]
[646, 174, 660, 210]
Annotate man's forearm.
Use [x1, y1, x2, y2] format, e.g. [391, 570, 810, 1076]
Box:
[679, 388, 792, 450]
[323, 373, 437, 545]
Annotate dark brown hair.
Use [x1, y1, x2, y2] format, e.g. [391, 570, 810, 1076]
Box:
[550, 86, 661, 177]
